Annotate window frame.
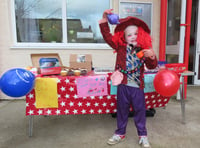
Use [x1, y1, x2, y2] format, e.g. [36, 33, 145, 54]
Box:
[10, 0, 112, 49]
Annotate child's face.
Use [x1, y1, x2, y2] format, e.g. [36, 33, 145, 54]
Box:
[124, 25, 138, 46]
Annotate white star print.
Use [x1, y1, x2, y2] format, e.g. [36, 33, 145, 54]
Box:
[151, 95, 155, 98]
[33, 102, 36, 106]
[90, 109, 94, 114]
[28, 110, 34, 115]
[98, 109, 102, 114]
[56, 109, 61, 115]
[159, 104, 162, 107]
[64, 109, 69, 114]
[106, 109, 110, 113]
[73, 109, 78, 114]
[65, 94, 70, 99]
[57, 79, 61, 83]
[110, 103, 115, 107]
[26, 103, 29, 107]
[102, 102, 107, 107]
[153, 104, 157, 107]
[69, 87, 74, 92]
[113, 109, 117, 113]
[94, 103, 99, 107]
[65, 79, 70, 83]
[99, 96, 103, 99]
[83, 97, 87, 99]
[108, 80, 111, 85]
[58, 94, 61, 98]
[28, 94, 34, 99]
[107, 96, 111, 99]
[90, 96, 95, 99]
[145, 96, 148, 99]
[73, 94, 78, 99]
[152, 100, 156, 103]
[60, 101, 66, 107]
[146, 101, 149, 104]
[86, 102, 91, 107]
[60, 86, 66, 91]
[78, 102, 82, 107]
[147, 105, 151, 108]
[38, 110, 43, 115]
[164, 99, 168, 102]
[47, 109, 52, 115]
[158, 99, 161, 102]
[81, 109, 86, 114]
[69, 102, 74, 107]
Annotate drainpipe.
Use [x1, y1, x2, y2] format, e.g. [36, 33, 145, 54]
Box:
[159, 0, 168, 61]
[183, 0, 192, 98]
[179, 0, 187, 63]
[184, 0, 192, 69]
[177, 0, 187, 100]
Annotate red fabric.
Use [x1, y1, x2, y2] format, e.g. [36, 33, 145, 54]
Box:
[115, 16, 150, 34]
[26, 74, 170, 116]
[99, 22, 158, 89]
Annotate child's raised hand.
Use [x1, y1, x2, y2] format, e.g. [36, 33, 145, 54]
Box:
[103, 9, 113, 20]
[99, 9, 113, 24]
[142, 49, 155, 60]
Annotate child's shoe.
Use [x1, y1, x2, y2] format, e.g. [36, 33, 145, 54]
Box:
[107, 134, 125, 145]
[139, 136, 151, 148]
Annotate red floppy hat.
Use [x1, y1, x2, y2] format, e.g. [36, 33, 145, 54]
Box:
[114, 16, 150, 34]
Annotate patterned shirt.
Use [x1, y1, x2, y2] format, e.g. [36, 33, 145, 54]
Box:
[126, 45, 141, 87]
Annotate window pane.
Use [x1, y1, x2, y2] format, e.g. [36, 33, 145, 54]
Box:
[66, 0, 110, 43]
[166, 0, 181, 63]
[167, 0, 181, 45]
[119, 2, 152, 30]
[15, 0, 62, 43]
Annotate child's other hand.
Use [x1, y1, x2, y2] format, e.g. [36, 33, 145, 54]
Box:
[142, 49, 155, 60]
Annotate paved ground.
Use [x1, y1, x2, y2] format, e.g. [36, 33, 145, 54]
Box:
[0, 86, 200, 148]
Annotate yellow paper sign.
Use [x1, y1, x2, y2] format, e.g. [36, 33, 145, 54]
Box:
[35, 78, 58, 108]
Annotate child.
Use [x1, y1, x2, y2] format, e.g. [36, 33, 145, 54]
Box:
[99, 9, 157, 148]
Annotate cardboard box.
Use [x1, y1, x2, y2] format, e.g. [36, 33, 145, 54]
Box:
[31, 53, 63, 75]
[70, 54, 92, 72]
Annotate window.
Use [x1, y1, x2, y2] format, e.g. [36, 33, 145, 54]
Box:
[119, 2, 152, 31]
[13, 0, 110, 47]
[166, 0, 181, 63]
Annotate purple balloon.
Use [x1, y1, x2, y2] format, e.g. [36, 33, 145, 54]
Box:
[107, 14, 120, 25]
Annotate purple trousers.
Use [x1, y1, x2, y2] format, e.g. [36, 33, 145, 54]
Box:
[115, 84, 147, 136]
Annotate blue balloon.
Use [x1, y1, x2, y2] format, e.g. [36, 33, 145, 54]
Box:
[107, 14, 120, 25]
[0, 68, 35, 97]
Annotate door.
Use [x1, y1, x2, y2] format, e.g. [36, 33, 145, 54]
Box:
[194, 1, 200, 85]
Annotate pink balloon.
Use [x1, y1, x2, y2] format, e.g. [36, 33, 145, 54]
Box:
[153, 70, 180, 97]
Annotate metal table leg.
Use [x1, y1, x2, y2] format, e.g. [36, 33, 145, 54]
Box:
[179, 71, 194, 124]
[29, 116, 33, 137]
[180, 76, 185, 124]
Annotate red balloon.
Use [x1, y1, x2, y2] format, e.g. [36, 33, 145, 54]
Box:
[153, 70, 180, 97]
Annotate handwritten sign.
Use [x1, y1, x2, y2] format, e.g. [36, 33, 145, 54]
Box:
[144, 73, 156, 93]
[76, 75, 108, 97]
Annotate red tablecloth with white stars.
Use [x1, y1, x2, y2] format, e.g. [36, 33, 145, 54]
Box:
[26, 73, 170, 116]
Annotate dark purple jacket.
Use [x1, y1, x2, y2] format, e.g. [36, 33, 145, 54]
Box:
[99, 22, 158, 89]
